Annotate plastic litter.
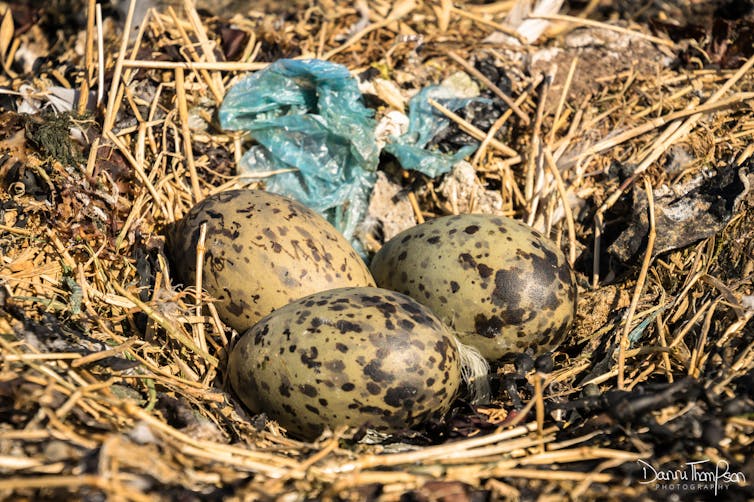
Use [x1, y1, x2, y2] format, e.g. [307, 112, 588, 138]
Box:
[219, 59, 379, 245]
[219, 59, 486, 250]
[384, 85, 481, 178]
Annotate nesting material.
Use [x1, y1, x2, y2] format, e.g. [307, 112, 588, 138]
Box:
[1, 1, 753, 500]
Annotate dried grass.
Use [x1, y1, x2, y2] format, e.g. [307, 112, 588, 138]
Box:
[0, 0, 753, 500]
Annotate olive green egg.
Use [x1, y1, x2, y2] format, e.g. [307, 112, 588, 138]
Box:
[227, 287, 462, 440]
[165, 189, 375, 333]
[370, 214, 577, 361]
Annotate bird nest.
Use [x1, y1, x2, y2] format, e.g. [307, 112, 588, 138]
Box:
[1, 0, 753, 500]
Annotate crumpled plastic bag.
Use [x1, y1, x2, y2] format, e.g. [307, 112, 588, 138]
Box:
[219, 59, 484, 251]
[219, 59, 379, 244]
[384, 85, 480, 178]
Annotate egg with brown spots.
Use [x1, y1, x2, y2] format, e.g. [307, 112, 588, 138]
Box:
[166, 190, 375, 333]
[370, 214, 577, 361]
[227, 286, 462, 440]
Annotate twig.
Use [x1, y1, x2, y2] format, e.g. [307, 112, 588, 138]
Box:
[450, 7, 528, 44]
[474, 75, 541, 165]
[111, 282, 218, 367]
[182, 0, 224, 98]
[0, 224, 33, 236]
[96, 4, 105, 106]
[167, 6, 223, 103]
[533, 372, 545, 453]
[120, 59, 269, 71]
[549, 56, 578, 144]
[114, 186, 149, 252]
[3, 353, 82, 361]
[583, 92, 754, 158]
[530, 13, 675, 47]
[175, 67, 203, 202]
[407, 191, 425, 224]
[71, 339, 141, 368]
[543, 148, 576, 266]
[323, 0, 417, 60]
[615, 56, 754, 199]
[105, 130, 169, 217]
[45, 228, 77, 270]
[0, 475, 148, 501]
[77, 0, 96, 114]
[525, 70, 551, 224]
[688, 299, 719, 378]
[103, 0, 136, 135]
[427, 98, 517, 157]
[193, 222, 209, 353]
[618, 176, 655, 389]
[122, 401, 299, 472]
[327, 422, 541, 473]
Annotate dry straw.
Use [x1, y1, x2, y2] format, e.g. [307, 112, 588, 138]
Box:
[0, 0, 752, 499]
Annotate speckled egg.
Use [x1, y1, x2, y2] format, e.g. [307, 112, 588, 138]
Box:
[165, 190, 375, 332]
[370, 214, 577, 361]
[227, 287, 462, 440]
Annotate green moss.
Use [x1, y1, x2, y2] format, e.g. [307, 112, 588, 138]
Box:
[23, 111, 83, 167]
